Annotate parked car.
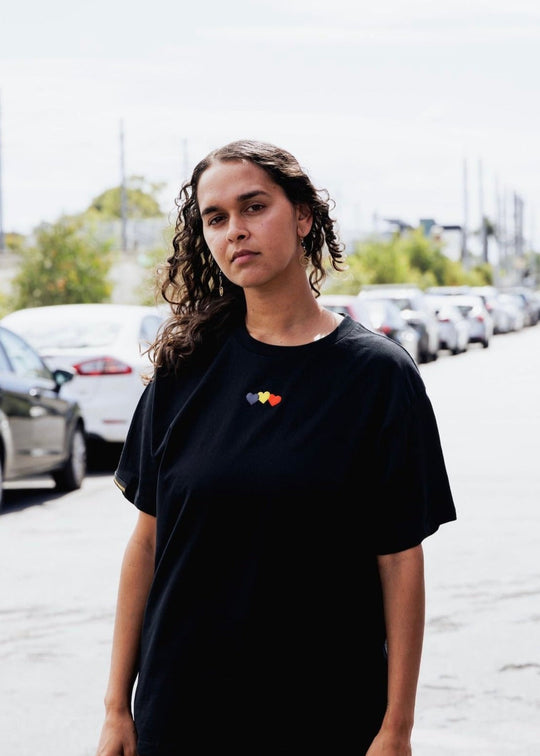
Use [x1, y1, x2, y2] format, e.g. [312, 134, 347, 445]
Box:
[0, 324, 86, 509]
[424, 295, 470, 354]
[358, 285, 439, 363]
[317, 294, 377, 329]
[467, 286, 513, 335]
[318, 294, 420, 363]
[432, 294, 494, 348]
[500, 286, 540, 326]
[1, 304, 166, 449]
[496, 292, 526, 332]
[425, 285, 471, 296]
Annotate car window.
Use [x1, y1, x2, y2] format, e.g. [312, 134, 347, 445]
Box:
[0, 327, 52, 380]
[391, 297, 413, 310]
[385, 304, 407, 328]
[0, 338, 11, 372]
[139, 315, 165, 345]
[7, 318, 122, 349]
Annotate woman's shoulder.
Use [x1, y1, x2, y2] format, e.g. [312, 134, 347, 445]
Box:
[335, 316, 426, 402]
[338, 316, 420, 367]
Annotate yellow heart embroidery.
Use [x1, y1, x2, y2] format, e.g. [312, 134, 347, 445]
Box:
[258, 391, 270, 404]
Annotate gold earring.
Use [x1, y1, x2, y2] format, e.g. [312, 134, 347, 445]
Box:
[218, 271, 224, 297]
[299, 238, 309, 268]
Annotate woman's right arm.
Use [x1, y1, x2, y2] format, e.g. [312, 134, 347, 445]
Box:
[96, 510, 156, 756]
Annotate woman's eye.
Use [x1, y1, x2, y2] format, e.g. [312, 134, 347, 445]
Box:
[208, 215, 224, 226]
[246, 203, 264, 213]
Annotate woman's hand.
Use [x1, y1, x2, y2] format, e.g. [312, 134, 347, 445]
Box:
[95, 708, 138, 756]
[366, 728, 412, 755]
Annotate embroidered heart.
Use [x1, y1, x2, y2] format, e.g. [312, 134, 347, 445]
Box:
[246, 392, 259, 405]
[268, 394, 282, 406]
[258, 391, 270, 404]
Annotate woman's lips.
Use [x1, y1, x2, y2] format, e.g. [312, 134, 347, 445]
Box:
[232, 250, 258, 263]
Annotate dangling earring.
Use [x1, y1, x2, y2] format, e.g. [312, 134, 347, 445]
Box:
[218, 271, 224, 297]
[300, 237, 309, 269]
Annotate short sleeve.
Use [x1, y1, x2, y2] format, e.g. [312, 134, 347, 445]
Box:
[113, 377, 159, 515]
[371, 389, 456, 554]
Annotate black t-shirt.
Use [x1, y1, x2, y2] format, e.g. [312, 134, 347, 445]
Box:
[115, 315, 456, 754]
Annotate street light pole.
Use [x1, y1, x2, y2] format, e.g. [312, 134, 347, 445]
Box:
[478, 158, 488, 263]
[461, 157, 468, 266]
[120, 119, 128, 253]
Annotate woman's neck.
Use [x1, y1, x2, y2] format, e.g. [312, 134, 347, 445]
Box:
[245, 293, 341, 346]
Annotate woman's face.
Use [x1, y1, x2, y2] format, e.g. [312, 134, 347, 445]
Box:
[197, 159, 312, 291]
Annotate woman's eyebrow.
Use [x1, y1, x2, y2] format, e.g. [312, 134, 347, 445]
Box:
[201, 189, 271, 217]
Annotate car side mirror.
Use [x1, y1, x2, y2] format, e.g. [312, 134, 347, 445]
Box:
[53, 368, 76, 387]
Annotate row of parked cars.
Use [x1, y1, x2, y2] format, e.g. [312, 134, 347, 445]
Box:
[0, 304, 167, 509]
[1, 286, 539, 506]
[320, 283, 540, 366]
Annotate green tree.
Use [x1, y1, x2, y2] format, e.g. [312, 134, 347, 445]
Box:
[0, 290, 9, 318]
[323, 227, 494, 295]
[134, 222, 175, 305]
[4, 231, 26, 253]
[85, 175, 166, 220]
[8, 218, 114, 309]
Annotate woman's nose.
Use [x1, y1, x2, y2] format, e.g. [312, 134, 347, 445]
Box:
[226, 216, 248, 242]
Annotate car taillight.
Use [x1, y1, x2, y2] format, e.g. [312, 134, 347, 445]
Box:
[73, 357, 133, 375]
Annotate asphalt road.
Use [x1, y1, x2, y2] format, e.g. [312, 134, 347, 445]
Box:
[1, 325, 539, 755]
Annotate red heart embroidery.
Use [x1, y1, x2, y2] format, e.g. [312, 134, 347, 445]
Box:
[268, 394, 282, 406]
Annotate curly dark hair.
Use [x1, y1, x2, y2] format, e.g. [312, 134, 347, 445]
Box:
[150, 139, 346, 376]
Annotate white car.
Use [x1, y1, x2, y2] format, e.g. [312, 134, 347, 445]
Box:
[424, 295, 470, 355]
[1, 304, 166, 446]
[434, 294, 494, 348]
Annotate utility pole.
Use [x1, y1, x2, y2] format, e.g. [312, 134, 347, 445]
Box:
[513, 191, 524, 279]
[461, 157, 468, 266]
[494, 176, 503, 278]
[501, 186, 509, 275]
[0, 91, 5, 253]
[478, 158, 488, 263]
[119, 119, 128, 252]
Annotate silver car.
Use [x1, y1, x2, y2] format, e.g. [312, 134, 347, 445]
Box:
[0, 325, 86, 508]
[318, 294, 420, 363]
[358, 285, 440, 363]
[425, 295, 470, 354]
[435, 294, 494, 348]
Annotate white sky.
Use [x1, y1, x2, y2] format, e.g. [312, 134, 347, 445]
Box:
[1, 0, 540, 245]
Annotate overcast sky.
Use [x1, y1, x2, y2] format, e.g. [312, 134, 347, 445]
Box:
[1, 0, 540, 245]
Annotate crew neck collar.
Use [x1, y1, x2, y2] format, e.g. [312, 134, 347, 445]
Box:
[233, 314, 355, 356]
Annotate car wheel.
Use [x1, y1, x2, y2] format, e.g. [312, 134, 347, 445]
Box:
[53, 426, 87, 491]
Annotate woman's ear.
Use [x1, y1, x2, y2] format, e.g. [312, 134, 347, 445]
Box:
[296, 204, 313, 237]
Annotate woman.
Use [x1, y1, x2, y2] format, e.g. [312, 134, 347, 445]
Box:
[96, 139, 456, 755]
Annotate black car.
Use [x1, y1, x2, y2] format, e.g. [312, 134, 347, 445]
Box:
[0, 325, 86, 509]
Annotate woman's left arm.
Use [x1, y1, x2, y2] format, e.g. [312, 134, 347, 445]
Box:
[368, 543, 425, 755]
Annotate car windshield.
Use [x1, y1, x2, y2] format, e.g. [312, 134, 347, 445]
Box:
[389, 298, 413, 310]
[13, 320, 122, 349]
